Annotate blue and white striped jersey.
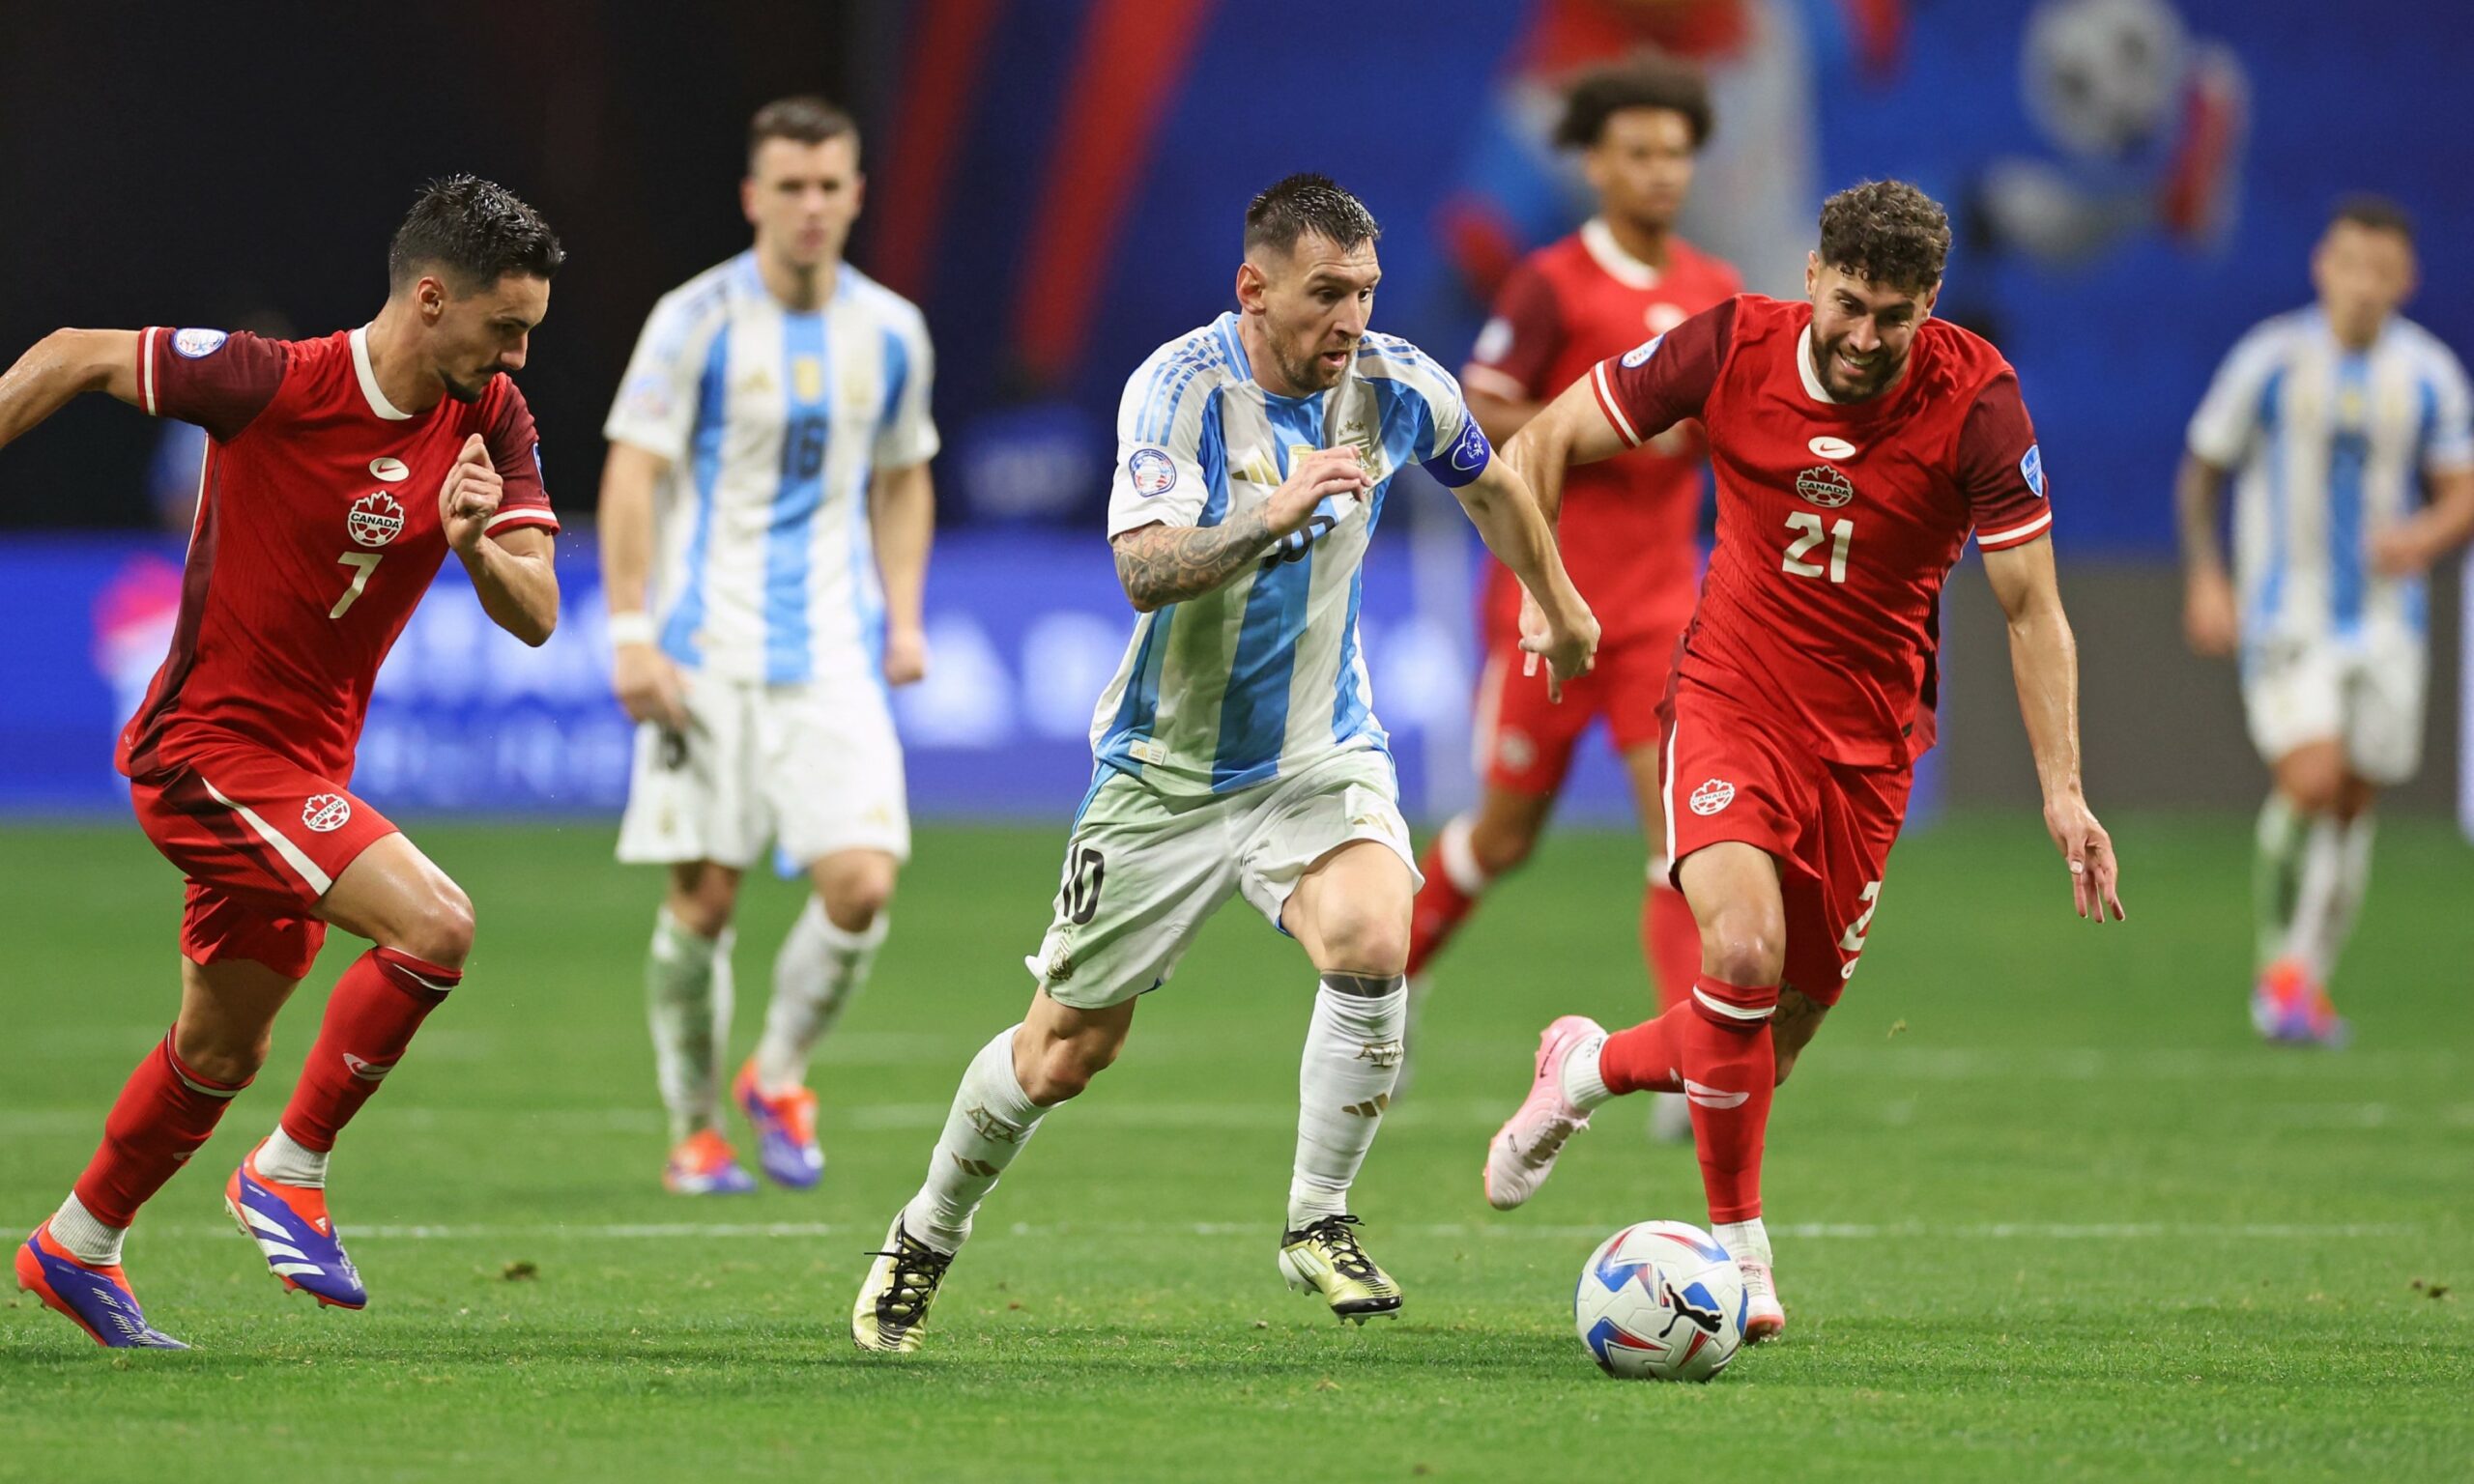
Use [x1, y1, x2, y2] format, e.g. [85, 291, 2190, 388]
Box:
[1089, 312, 1493, 798]
[604, 252, 938, 684]
[2188, 307, 2473, 645]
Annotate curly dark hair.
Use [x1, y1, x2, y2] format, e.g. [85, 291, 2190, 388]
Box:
[388, 175, 563, 292]
[1244, 173, 1381, 257]
[1815, 180, 1949, 293]
[1553, 51, 1712, 151]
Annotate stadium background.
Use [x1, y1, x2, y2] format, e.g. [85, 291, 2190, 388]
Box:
[5, 6, 2471, 1476]
[3, 0, 2469, 830]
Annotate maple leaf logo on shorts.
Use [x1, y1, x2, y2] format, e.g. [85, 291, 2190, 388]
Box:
[1688, 779, 1736, 816]
[302, 794, 353, 833]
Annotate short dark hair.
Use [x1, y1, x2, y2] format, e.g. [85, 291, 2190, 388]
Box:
[1244, 173, 1381, 258]
[749, 94, 859, 169]
[1816, 179, 1950, 293]
[2331, 193, 2414, 246]
[1553, 51, 1713, 151]
[388, 175, 563, 293]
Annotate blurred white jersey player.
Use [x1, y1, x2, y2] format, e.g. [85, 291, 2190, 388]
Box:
[601, 97, 938, 1191]
[848, 175, 1597, 1352]
[2179, 196, 2474, 1044]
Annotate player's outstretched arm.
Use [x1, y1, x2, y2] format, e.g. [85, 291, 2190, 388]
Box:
[1109, 447, 1368, 613]
[2174, 453, 2238, 657]
[0, 329, 143, 451]
[1501, 375, 1634, 532]
[1450, 457, 1598, 700]
[1983, 536, 2125, 923]
[870, 462, 936, 685]
[442, 434, 559, 646]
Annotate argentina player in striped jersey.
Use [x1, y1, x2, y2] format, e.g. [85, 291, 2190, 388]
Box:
[852, 175, 1598, 1351]
[600, 98, 939, 1194]
[2178, 197, 2474, 1045]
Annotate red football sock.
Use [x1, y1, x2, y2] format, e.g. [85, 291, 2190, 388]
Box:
[279, 947, 460, 1153]
[1679, 975, 1779, 1223]
[1406, 825, 1484, 979]
[72, 1030, 248, 1228]
[1642, 883, 1700, 1014]
[1598, 1011, 1685, 1095]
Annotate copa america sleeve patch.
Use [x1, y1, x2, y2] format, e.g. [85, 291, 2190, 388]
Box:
[1128, 446, 1178, 497]
[1421, 414, 1493, 489]
[172, 328, 229, 358]
[1620, 333, 1665, 369]
[2020, 442, 2046, 498]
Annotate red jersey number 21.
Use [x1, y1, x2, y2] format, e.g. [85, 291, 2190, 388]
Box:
[1782, 513, 1852, 584]
[331, 552, 383, 618]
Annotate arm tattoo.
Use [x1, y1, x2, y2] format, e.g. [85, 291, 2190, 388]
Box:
[1112, 507, 1275, 610]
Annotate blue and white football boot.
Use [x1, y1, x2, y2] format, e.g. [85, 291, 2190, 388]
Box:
[15, 1220, 187, 1349]
[226, 1142, 367, 1309]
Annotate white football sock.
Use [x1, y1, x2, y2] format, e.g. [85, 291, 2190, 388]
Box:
[49, 1191, 125, 1269]
[647, 907, 734, 1143]
[2252, 791, 2307, 970]
[754, 900, 886, 1095]
[254, 1125, 330, 1188]
[2291, 813, 2375, 982]
[1560, 1028, 1615, 1111]
[902, 1026, 1047, 1253]
[1287, 974, 1407, 1230]
[1437, 813, 1491, 896]
[1713, 1217, 1771, 1268]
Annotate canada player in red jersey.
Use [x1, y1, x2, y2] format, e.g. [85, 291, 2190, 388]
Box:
[1408, 56, 1739, 1139]
[1481, 181, 2125, 1343]
[0, 178, 563, 1347]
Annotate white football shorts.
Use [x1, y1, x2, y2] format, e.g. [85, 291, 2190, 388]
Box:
[1023, 744, 1420, 1011]
[2241, 628, 2427, 785]
[617, 665, 909, 870]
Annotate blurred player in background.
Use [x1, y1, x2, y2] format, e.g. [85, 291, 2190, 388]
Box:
[2177, 197, 2474, 1046]
[849, 175, 1597, 1352]
[1408, 54, 1739, 1143]
[1482, 182, 2123, 1342]
[601, 97, 938, 1194]
[1, 178, 562, 1346]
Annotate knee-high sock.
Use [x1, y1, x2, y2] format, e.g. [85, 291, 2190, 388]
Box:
[1407, 815, 1488, 979]
[1288, 973, 1408, 1229]
[280, 947, 459, 1154]
[2253, 791, 2307, 971]
[647, 908, 732, 1143]
[1578, 976, 1777, 1223]
[902, 1026, 1047, 1253]
[754, 900, 885, 1094]
[65, 1032, 248, 1257]
[2285, 813, 2375, 983]
[1642, 863, 1700, 1014]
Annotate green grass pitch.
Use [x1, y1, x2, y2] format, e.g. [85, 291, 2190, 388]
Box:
[1, 813, 2467, 1482]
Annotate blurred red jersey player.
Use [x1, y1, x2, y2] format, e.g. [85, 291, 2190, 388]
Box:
[0, 177, 563, 1348]
[1409, 54, 1739, 1119]
[1482, 181, 2125, 1345]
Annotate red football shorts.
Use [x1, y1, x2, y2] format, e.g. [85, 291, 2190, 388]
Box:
[1475, 631, 1679, 796]
[128, 740, 399, 981]
[1659, 681, 1912, 1007]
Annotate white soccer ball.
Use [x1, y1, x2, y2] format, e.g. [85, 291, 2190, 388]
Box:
[1572, 1220, 1747, 1382]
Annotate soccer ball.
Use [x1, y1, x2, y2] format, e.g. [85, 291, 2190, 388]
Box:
[1572, 1221, 1747, 1382]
